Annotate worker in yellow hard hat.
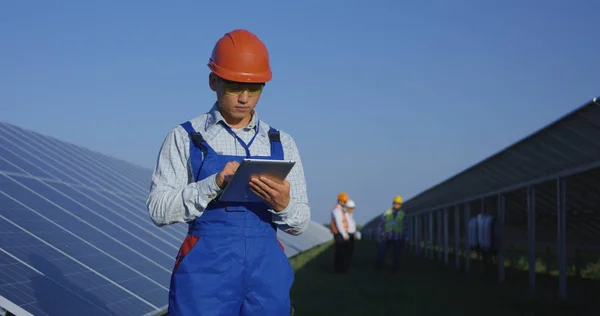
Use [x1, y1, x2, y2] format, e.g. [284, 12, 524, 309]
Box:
[376, 195, 409, 273]
[330, 192, 350, 273]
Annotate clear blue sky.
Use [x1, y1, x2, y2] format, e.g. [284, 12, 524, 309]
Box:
[2, 0, 599, 226]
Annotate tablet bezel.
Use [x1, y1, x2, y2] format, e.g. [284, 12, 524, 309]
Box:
[218, 158, 296, 203]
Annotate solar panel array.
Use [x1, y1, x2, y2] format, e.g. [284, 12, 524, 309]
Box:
[362, 96, 600, 231]
[0, 122, 331, 316]
[278, 222, 332, 257]
[401, 97, 600, 215]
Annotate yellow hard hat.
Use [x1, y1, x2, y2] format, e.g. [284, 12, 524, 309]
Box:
[337, 192, 349, 202]
[393, 195, 403, 204]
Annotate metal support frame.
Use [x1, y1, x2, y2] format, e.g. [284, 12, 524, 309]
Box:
[481, 197, 485, 213]
[413, 216, 418, 253]
[464, 202, 471, 275]
[422, 214, 427, 257]
[422, 214, 425, 256]
[437, 210, 442, 260]
[557, 177, 567, 301]
[527, 187, 535, 292]
[408, 160, 600, 217]
[527, 186, 536, 292]
[497, 194, 506, 283]
[0, 296, 34, 316]
[429, 211, 434, 259]
[444, 208, 449, 265]
[420, 215, 424, 256]
[144, 306, 168, 316]
[400, 163, 588, 302]
[417, 215, 422, 256]
[454, 205, 460, 269]
[406, 216, 411, 249]
[414, 216, 418, 255]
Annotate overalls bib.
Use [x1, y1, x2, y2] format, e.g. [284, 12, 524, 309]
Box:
[168, 121, 294, 316]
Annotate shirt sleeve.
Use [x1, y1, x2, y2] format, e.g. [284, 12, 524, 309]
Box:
[146, 126, 223, 226]
[379, 212, 386, 238]
[268, 133, 311, 236]
[332, 207, 348, 239]
[347, 213, 356, 233]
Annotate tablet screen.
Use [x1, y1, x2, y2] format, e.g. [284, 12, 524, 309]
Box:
[218, 159, 296, 203]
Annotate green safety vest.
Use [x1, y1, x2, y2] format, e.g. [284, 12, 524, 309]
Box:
[384, 209, 405, 234]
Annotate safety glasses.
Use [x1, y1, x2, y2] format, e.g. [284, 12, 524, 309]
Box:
[220, 79, 265, 97]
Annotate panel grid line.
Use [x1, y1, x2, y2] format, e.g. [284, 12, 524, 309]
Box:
[0, 188, 171, 286]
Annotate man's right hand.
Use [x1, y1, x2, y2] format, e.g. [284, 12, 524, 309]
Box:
[216, 161, 240, 189]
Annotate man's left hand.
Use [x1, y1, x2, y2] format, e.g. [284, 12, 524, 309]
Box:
[249, 175, 291, 212]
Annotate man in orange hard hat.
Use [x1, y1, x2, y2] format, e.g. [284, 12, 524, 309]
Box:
[330, 192, 351, 273]
[147, 29, 311, 316]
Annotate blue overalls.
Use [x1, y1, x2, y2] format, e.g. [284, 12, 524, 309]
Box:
[168, 121, 294, 316]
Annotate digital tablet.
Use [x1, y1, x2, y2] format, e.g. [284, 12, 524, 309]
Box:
[218, 158, 296, 203]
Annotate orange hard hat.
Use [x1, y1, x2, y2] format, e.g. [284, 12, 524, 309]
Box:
[337, 192, 349, 202]
[207, 29, 272, 83]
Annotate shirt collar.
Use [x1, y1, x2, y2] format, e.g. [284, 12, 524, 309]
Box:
[205, 102, 259, 132]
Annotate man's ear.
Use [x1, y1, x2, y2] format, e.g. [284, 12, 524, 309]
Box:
[209, 73, 218, 91]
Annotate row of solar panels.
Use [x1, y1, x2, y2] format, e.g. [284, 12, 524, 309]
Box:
[0, 122, 332, 316]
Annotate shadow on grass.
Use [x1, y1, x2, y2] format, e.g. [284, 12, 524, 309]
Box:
[289, 240, 594, 316]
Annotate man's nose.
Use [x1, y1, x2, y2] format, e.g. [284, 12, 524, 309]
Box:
[238, 90, 249, 104]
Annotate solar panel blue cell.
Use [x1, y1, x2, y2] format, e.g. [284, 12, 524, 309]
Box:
[0, 140, 56, 180]
[0, 130, 90, 186]
[90, 158, 147, 192]
[168, 222, 189, 239]
[92, 190, 187, 242]
[45, 139, 150, 197]
[130, 167, 152, 186]
[0, 156, 24, 175]
[86, 150, 149, 188]
[0, 254, 37, 307]
[105, 192, 187, 240]
[276, 223, 332, 256]
[0, 175, 172, 303]
[4, 124, 145, 196]
[0, 217, 157, 316]
[47, 183, 180, 256]
[77, 186, 184, 247]
[25, 134, 137, 195]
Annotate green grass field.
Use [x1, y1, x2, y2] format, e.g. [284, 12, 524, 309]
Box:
[289, 240, 596, 316]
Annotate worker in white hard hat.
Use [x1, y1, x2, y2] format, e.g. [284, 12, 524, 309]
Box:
[376, 195, 409, 273]
[344, 199, 357, 270]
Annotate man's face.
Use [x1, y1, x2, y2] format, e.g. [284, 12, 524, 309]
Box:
[393, 202, 402, 209]
[339, 200, 346, 207]
[346, 207, 354, 214]
[210, 73, 264, 123]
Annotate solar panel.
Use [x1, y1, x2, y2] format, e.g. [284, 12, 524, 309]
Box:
[0, 121, 331, 315]
[277, 223, 332, 257]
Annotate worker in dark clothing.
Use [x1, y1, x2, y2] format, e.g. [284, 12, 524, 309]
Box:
[376, 195, 409, 273]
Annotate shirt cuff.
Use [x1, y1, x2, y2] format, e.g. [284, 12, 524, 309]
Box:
[269, 198, 296, 218]
[195, 173, 223, 207]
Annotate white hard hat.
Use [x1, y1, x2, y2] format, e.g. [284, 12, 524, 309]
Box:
[346, 199, 355, 208]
